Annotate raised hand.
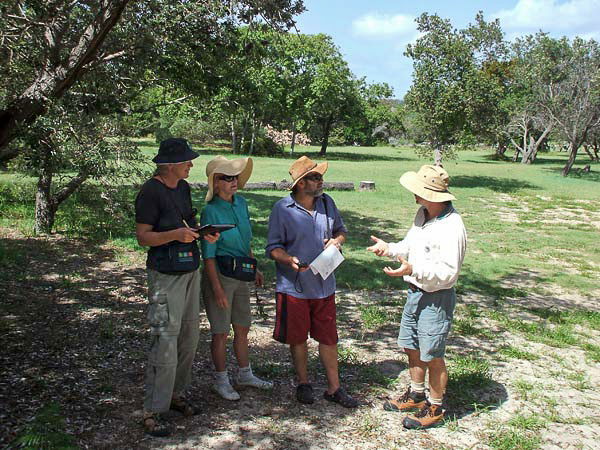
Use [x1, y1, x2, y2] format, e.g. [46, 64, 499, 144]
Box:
[366, 235, 389, 257]
[383, 257, 412, 277]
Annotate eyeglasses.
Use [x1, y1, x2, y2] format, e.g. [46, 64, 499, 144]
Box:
[303, 173, 323, 182]
[218, 175, 238, 182]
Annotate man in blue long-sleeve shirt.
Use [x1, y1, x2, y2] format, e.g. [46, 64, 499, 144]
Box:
[266, 156, 358, 408]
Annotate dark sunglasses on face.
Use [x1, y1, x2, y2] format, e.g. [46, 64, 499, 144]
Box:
[218, 175, 239, 182]
[304, 173, 323, 182]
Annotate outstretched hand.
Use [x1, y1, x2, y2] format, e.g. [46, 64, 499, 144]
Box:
[366, 235, 389, 257]
[383, 257, 413, 277]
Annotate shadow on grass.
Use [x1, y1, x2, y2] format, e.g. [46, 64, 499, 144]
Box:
[542, 164, 600, 182]
[451, 175, 541, 192]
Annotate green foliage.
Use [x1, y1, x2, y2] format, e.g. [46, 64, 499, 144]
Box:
[242, 133, 283, 156]
[498, 345, 539, 361]
[404, 12, 507, 160]
[359, 305, 388, 330]
[12, 403, 76, 449]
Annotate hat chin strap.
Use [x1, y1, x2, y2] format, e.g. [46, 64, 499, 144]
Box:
[423, 185, 449, 193]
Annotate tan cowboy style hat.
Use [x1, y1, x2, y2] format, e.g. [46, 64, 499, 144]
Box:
[399, 165, 456, 202]
[205, 156, 253, 202]
[289, 156, 328, 190]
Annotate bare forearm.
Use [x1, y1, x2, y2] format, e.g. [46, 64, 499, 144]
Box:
[137, 229, 179, 247]
[204, 258, 225, 295]
[270, 247, 294, 267]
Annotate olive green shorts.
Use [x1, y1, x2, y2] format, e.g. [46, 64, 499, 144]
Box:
[201, 270, 251, 334]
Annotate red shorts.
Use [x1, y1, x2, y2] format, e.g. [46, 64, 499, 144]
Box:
[273, 293, 338, 345]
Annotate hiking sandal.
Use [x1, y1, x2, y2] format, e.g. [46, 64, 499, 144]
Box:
[170, 397, 201, 416]
[323, 387, 358, 408]
[143, 413, 172, 437]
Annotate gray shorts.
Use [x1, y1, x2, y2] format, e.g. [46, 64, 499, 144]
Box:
[397, 287, 456, 362]
[201, 270, 251, 334]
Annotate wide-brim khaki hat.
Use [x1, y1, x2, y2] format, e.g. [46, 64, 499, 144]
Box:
[205, 156, 253, 202]
[289, 156, 328, 190]
[399, 165, 456, 202]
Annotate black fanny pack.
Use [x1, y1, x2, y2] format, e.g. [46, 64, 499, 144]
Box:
[151, 241, 200, 274]
[216, 255, 257, 282]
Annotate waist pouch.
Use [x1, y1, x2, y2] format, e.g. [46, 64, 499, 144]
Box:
[216, 255, 257, 282]
[151, 241, 200, 274]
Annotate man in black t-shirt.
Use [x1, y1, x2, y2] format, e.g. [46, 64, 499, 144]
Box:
[135, 138, 217, 437]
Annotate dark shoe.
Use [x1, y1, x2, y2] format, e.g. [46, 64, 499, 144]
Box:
[296, 383, 314, 404]
[170, 396, 201, 417]
[143, 413, 172, 437]
[383, 386, 427, 412]
[323, 387, 358, 408]
[402, 402, 444, 429]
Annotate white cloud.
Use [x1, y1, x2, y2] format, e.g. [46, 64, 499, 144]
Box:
[352, 13, 417, 39]
[494, 0, 600, 37]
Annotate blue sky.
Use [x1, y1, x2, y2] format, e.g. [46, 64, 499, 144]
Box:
[295, 0, 600, 98]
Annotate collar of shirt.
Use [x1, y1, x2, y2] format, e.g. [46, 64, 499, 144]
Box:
[284, 193, 322, 214]
[415, 202, 455, 227]
[210, 194, 240, 208]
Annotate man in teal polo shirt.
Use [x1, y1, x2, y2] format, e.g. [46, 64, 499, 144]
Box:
[201, 156, 272, 401]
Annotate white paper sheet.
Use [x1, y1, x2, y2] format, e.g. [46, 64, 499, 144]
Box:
[309, 245, 345, 279]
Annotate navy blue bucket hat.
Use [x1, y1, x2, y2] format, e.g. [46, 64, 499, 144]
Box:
[152, 138, 199, 164]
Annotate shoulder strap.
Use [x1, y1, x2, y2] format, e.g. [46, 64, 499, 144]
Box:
[322, 194, 332, 239]
[158, 180, 188, 227]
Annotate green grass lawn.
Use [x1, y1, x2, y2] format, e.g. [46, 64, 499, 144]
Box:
[2, 141, 599, 296]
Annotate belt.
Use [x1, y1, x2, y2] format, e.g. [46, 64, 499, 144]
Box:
[408, 283, 425, 293]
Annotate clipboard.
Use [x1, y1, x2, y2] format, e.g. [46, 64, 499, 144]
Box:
[195, 224, 236, 236]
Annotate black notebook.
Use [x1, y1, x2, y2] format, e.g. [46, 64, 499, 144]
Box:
[196, 224, 236, 236]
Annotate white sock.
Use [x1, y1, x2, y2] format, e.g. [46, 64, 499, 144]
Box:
[238, 365, 252, 377]
[429, 396, 443, 406]
[215, 370, 229, 385]
[411, 381, 426, 394]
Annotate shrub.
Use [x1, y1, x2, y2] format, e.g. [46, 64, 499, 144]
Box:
[242, 134, 283, 156]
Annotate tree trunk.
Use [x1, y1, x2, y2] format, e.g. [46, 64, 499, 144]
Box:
[230, 120, 237, 154]
[319, 114, 333, 156]
[521, 135, 535, 164]
[249, 120, 257, 156]
[583, 144, 599, 162]
[240, 115, 248, 153]
[0, 0, 131, 162]
[34, 146, 57, 234]
[562, 142, 578, 176]
[434, 146, 443, 166]
[495, 142, 507, 157]
[290, 122, 297, 155]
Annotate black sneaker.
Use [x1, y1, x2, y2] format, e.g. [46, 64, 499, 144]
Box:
[296, 383, 314, 404]
[323, 387, 359, 408]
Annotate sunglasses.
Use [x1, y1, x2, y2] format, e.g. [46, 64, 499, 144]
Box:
[218, 175, 239, 182]
[303, 173, 323, 182]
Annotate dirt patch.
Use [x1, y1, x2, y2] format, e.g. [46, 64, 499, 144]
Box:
[1, 232, 599, 449]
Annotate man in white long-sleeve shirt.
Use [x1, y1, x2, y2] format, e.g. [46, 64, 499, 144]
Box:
[367, 165, 467, 430]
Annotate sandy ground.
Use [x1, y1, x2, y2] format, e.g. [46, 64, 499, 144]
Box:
[1, 231, 599, 449]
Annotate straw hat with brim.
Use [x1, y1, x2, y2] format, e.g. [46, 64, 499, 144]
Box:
[205, 156, 253, 202]
[289, 156, 328, 190]
[399, 165, 456, 202]
[152, 138, 199, 164]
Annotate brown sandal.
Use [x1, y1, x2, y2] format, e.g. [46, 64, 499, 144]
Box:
[170, 397, 201, 417]
[143, 413, 172, 437]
